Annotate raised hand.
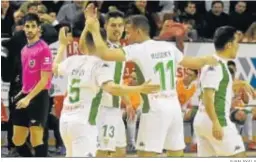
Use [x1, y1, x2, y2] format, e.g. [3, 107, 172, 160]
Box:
[140, 80, 160, 94]
[84, 3, 96, 19]
[58, 27, 69, 46]
[86, 8, 100, 33]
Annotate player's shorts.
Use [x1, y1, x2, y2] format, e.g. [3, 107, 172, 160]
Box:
[13, 90, 50, 127]
[97, 106, 126, 151]
[136, 98, 185, 153]
[194, 110, 245, 157]
[60, 117, 97, 157]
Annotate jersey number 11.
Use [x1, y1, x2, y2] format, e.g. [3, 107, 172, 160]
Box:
[154, 60, 175, 90]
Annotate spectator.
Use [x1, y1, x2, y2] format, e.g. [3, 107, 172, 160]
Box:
[205, 0, 230, 14]
[175, 1, 207, 15]
[126, 0, 158, 37]
[229, 1, 252, 33]
[202, 1, 229, 39]
[1, 0, 15, 37]
[178, 1, 203, 35]
[100, 1, 132, 14]
[27, 2, 38, 14]
[19, 0, 41, 14]
[42, 1, 69, 14]
[12, 10, 25, 34]
[56, 0, 84, 25]
[242, 22, 256, 43]
[157, 0, 175, 22]
[37, 4, 57, 26]
[72, 1, 105, 37]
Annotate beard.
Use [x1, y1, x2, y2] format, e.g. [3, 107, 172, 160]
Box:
[26, 32, 37, 40]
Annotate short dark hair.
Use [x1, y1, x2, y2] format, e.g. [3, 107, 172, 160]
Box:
[185, 1, 196, 8]
[213, 26, 237, 51]
[236, 1, 247, 5]
[23, 13, 40, 26]
[85, 29, 107, 48]
[126, 15, 150, 35]
[85, 1, 98, 9]
[187, 68, 198, 76]
[105, 10, 124, 22]
[211, 1, 224, 8]
[227, 60, 236, 68]
[27, 2, 38, 10]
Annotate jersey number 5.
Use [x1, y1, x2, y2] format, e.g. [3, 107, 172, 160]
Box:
[154, 60, 175, 90]
[69, 79, 81, 103]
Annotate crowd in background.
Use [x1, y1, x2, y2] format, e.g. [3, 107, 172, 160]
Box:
[1, 0, 256, 42]
[1, 0, 256, 157]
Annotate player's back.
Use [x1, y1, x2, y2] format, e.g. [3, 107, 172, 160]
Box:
[123, 40, 184, 112]
[199, 55, 233, 126]
[60, 55, 105, 123]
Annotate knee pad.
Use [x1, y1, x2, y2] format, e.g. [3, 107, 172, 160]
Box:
[12, 135, 27, 146]
[29, 126, 44, 147]
[12, 126, 29, 146]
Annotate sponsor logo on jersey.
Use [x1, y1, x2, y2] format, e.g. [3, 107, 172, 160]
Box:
[103, 64, 109, 68]
[44, 57, 51, 64]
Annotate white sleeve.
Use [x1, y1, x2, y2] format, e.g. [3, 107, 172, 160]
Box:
[122, 44, 141, 62]
[94, 62, 113, 87]
[173, 46, 184, 64]
[58, 57, 72, 76]
[200, 65, 222, 91]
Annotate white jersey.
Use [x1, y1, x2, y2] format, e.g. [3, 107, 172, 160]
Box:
[58, 55, 112, 124]
[122, 40, 184, 113]
[199, 54, 233, 127]
[100, 41, 125, 108]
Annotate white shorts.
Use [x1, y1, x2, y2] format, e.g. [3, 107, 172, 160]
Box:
[97, 106, 126, 151]
[136, 100, 185, 153]
[59, 117, 98, 157]
[194, 111, 245, 157]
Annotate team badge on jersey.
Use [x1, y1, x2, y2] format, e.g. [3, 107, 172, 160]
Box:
[102, 64, 109, 67]
[29, 59, 36, 68]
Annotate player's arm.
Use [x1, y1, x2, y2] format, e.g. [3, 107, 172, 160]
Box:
[172, 44, 218, 69]
[95, 62, 159, 96]
[79, 25, 88, 54]
[203, 88, 219, 123]
[53, 27, 69, 75]
[101, 81, 159, 96]
[91, 30, 126, 61]
[179, 55, 217, 69]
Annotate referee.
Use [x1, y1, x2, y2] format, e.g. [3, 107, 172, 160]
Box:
[12, 13, 53, 157]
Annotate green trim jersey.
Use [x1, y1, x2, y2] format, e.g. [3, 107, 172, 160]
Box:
[199, 54, 233, 127]
[58, 55, 113, 125]
[100, 41, 125, 108]
[122, 40, 184, 113]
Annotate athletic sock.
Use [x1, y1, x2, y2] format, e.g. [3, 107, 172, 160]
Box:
[34, 144, 47, 157]
[16, 143, 33, 157]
